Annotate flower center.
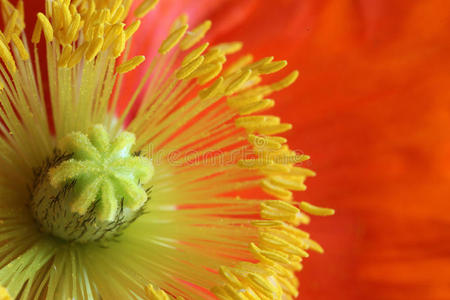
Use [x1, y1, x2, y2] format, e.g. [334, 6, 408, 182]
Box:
[30, 125, 153, 243]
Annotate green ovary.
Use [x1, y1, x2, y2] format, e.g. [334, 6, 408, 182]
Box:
[30, 124, 154, 243]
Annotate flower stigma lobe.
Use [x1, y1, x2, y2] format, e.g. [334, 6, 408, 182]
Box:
[31, 125, 153, 243]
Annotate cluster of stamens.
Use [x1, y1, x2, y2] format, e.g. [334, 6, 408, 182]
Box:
[0, 0, 335, 298]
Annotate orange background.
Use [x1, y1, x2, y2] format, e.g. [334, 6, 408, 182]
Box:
[24, 1, 450, 299]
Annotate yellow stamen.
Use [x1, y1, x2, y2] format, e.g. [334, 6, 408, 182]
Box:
[246, 56, 273, 71]
[0, 39, 16, 73]
[256, 123, 293, 135]
[112, 30, 125, 58]
[269, 175, 307, 191]
[235, 115, 280, 129]
[169, 13, 188, 33]
[134, 0, 159, 18]
[248, 272, 279, 297]
[262, 200, 298, 215]
[261, 163, 292, 174]
[31, 19, 42, 44]
[290, 166, 316, 177]
[37, 13, 54, 42]
[181, 42, 209, 66]
[224, 54, 253, 76]
[219, 266, 242, 288]
[226, 69, 252, 95]
[198, 76, 223, 99]
[110, 5, 124, 24]
[179, 20, 212, 50]
[248, 134, 281, 150]
[58, 44, 72, 67]
[85, 37, 104, 61]
[203, 48, 223, 64]
[116, 55, 145, 74]
[238, 99, 275, 115]
[270, 70, 299, 91]
[249, 243, 291, 265]
[307, 239, 325, 254]
[251, 220, 284, 227]
[63, 14, 81, 45]
[257, 60, 287, 75]
[238, 158, 273, 169]
[197, 63, 223, 84]
[145, 283, 171, 300]
[103, 23, 123, 50]
[158, 24, 188, 54]
[300, 201, 335, 216]
[67, 42, 88, 68]
[11, 34, 29, 60]
[176, 55, 204, 79]
[124, 20, 141, 40]
[212, 42, 243, 55]
[4, 10, 18, 43]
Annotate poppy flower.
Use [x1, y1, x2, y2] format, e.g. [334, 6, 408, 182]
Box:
[0, 0, 335, 299]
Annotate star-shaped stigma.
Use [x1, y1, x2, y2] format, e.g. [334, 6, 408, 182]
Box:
[49, 125, 154, 222]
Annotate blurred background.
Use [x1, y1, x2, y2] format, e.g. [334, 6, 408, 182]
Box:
[24, 0, 450, 299]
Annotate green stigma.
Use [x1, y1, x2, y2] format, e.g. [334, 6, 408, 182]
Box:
[30, 125, 154, 243]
